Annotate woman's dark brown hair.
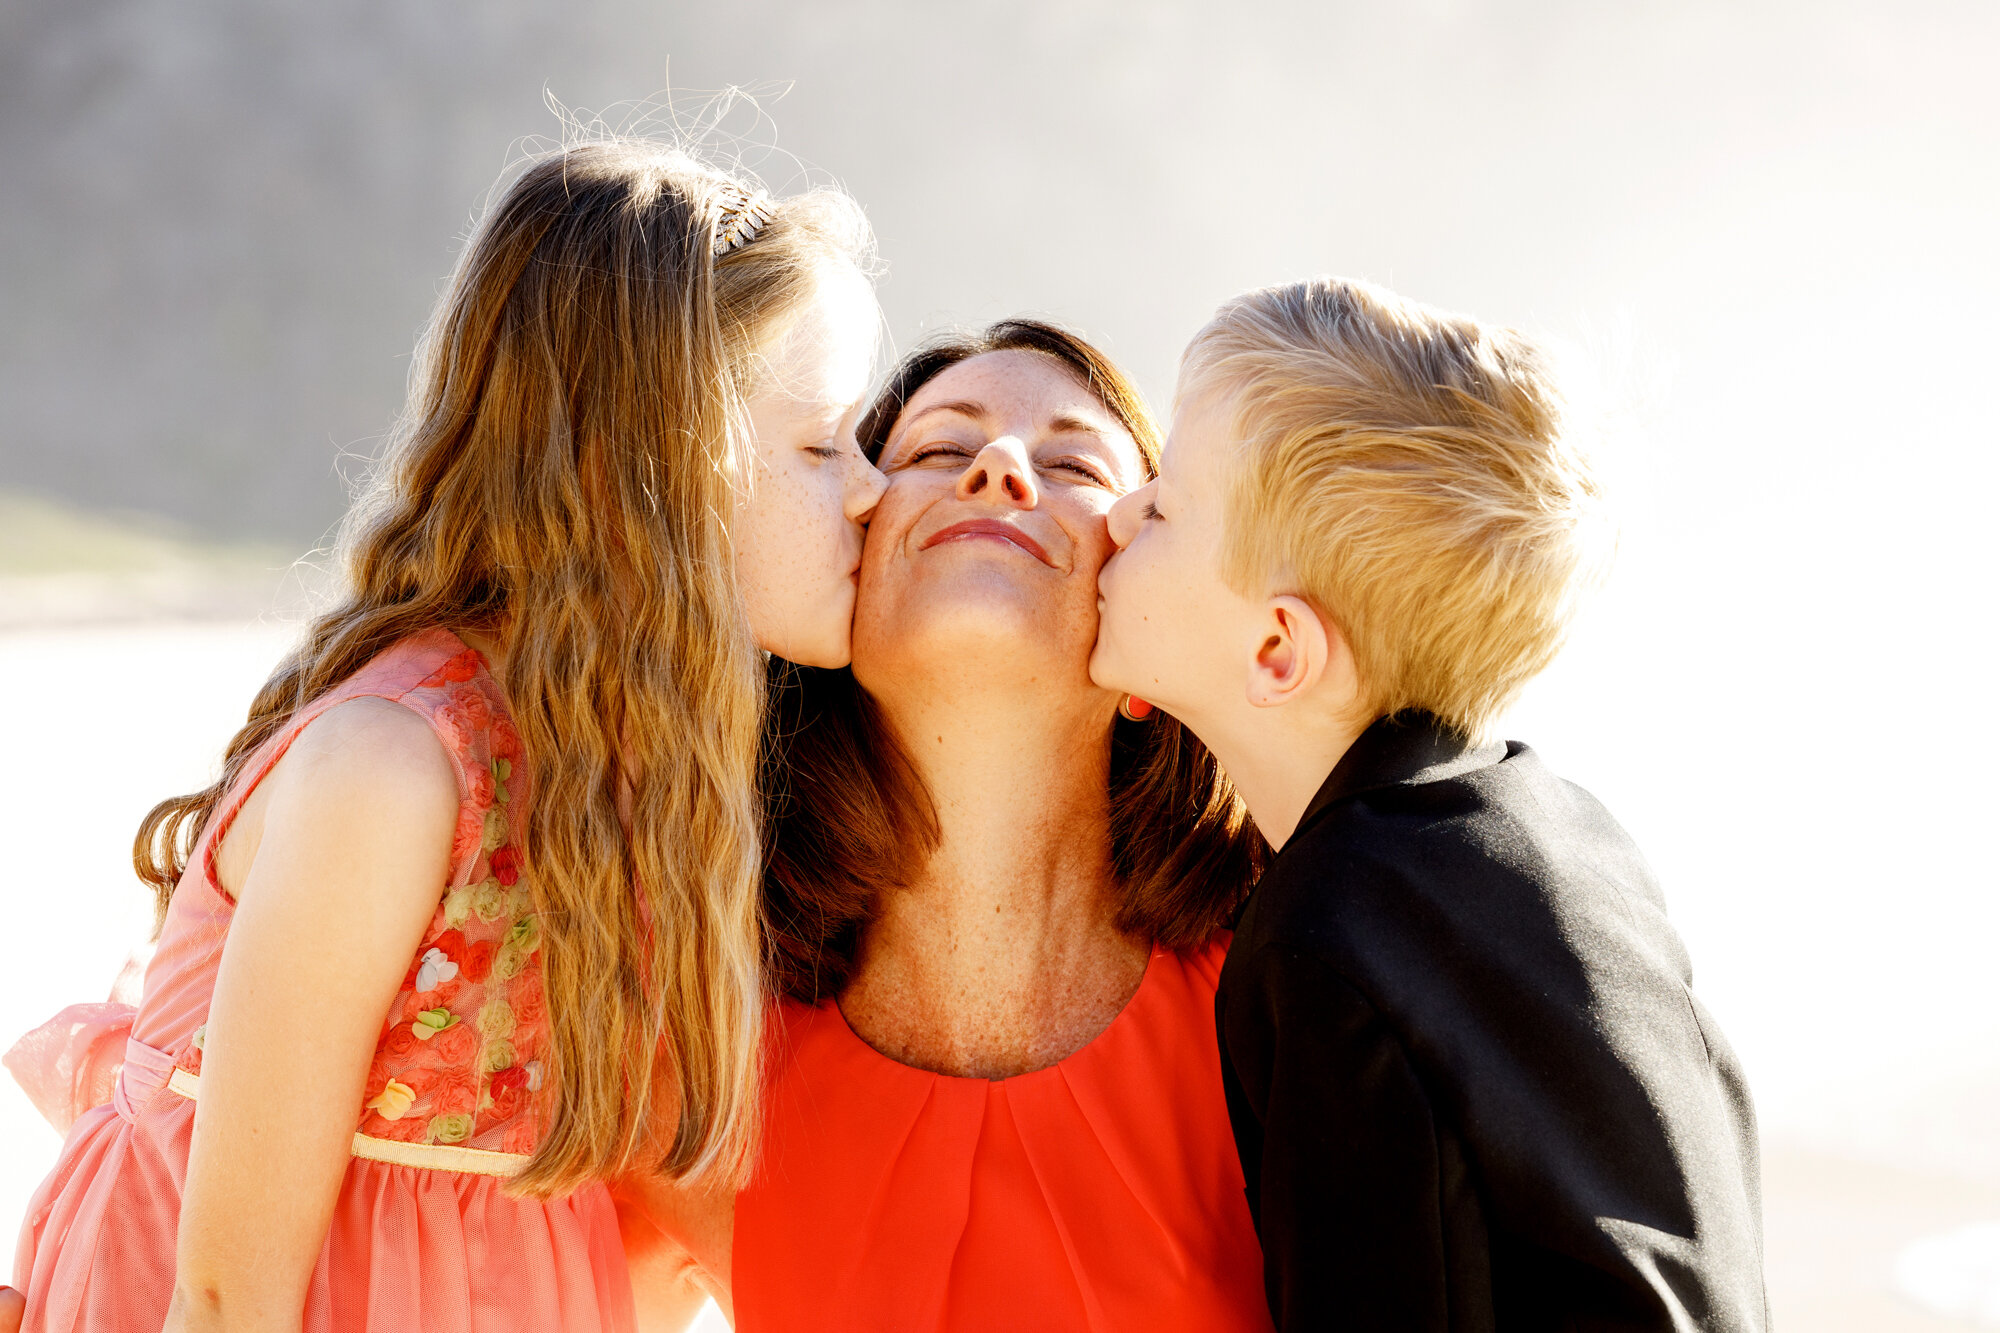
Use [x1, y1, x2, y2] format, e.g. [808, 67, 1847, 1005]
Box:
[760, 319, 1268, 1003]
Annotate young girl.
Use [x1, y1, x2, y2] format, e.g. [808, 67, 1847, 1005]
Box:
[2, 138, 886, 1333]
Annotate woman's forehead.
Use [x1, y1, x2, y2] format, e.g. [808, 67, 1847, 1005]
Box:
[896, 350, 1134, 447]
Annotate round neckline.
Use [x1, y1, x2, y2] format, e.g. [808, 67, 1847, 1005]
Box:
[823, 944, 1166, 1086]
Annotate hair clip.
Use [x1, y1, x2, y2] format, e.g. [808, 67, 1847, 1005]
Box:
[712, 187, 776, 260]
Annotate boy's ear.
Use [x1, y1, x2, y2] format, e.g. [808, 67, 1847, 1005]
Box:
[1246, 595, 1334, 709]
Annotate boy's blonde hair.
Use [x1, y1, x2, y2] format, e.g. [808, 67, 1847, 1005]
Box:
[1181, 277, 1607, 741]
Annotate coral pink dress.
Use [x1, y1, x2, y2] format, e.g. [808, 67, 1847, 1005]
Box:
[732, 938, 1273, 1332]
[6, 629, 633, 1333]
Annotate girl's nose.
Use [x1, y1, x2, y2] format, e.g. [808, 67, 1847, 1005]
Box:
[847, 452, 889, 524]
[956, 439, 1038, 508]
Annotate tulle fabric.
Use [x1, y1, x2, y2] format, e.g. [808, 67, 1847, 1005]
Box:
[15, 1094, 629, 1333]
[733, 937, 1272, 1333]
[2, 1003, 133, 1140]
[7, 630, 633, 1332]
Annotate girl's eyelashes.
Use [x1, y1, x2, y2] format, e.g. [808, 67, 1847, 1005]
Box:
[1142, 500, 1162, 521]
[805, 444, 842, 460]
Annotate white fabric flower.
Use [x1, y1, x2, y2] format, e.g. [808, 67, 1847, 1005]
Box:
[414, 947, 460, 993]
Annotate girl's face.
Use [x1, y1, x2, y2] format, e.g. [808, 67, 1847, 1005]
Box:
[735, 266, 888, 668]
[852, 349, 1147, 702]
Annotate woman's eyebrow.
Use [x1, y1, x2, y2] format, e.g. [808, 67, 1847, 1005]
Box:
[898, 399, 988, 430]
[1045, 410, 1116, 441]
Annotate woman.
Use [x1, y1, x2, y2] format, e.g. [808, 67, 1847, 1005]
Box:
[618, 322, 1274, 1331]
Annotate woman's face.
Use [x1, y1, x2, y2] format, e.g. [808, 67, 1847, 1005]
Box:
[852, 349, 1148, 699]
[735, 265, 888, 669]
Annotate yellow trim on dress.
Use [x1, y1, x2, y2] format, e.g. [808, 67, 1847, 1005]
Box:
[164, 1067, 528, 1178]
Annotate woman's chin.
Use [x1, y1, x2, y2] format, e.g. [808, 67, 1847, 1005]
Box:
[858, 598, 1088, 688]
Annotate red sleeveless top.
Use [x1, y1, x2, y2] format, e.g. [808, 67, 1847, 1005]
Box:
[732, 937, 1273, 1332]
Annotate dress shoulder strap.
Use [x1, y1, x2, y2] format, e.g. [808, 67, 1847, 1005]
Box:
[190, 628, 523, 904]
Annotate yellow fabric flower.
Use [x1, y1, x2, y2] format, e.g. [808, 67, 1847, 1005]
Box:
[442, 888, 475, 930]
[472, 879, 509, 924]
[481, 808, 509, 853]
[477, 998, 517, 1040]
[366, 1078, 416, 1121]
[429, 1113, 474, 1144]
[507, 885, 535, 919]
[492, 942, 528, 981]
[481, 1038, 517, 1075]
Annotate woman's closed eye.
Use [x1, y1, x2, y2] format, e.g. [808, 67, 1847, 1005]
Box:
[1044, 457, 1111, 486]
[903, 441, 977, 468]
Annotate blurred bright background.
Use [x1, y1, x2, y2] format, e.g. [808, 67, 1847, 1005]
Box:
[3, 2, 1996, 1327]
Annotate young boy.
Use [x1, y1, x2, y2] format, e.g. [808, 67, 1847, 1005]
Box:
[1093, 278, 1767, 1331]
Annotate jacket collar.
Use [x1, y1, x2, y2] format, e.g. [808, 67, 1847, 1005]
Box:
[1293, 711, 1508, 838]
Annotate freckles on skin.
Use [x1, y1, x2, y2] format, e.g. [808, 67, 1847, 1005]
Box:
[733, 267, 882, 666]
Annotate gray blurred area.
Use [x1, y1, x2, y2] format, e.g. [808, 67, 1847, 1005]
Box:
[7, 1, 1993, 541]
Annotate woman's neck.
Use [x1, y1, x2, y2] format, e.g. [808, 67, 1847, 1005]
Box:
[840, 682, 1150, 1079]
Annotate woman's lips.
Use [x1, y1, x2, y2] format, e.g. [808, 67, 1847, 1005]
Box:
[920, 519, 1052, 566]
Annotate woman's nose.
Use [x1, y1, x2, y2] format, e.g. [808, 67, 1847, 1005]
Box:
[956, 439, 1038, 509]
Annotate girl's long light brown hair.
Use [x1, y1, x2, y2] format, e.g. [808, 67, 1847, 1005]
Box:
[132, 138, 874, 1193]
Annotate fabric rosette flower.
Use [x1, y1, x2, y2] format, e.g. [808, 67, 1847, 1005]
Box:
[430, 1071, 480, 1120]
[504, 917, 540, 955]
[480, 1038, 517, 1076]
[411, 1006, 458, 1041]
[476, 998, 517, 1041]
[465, 763, 496, 810]
[489, 845, 521, 887]
[433, 1020, 479, 1065]
[460, 938, 497, 984]
[382, 1023, 420, 1060]
[449, 684, 494, 730]
[510, 979, 549, 1030]
[422, 651, 479, 687]
[428, 1112, 475, 1145]
[484, 1065, 532, 1122]
[443, 885, 476, 930]
[365, 1078, 417, 1121]
[450, 806, 485, 867]
[492, 942, 530, 982]
[414, 947, 460, 994]
[472, 879, 510, 923]
[490, 718, 524, 762]
[480, 808, 509, 854]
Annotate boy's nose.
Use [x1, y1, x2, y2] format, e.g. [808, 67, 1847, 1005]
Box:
[956, 439, 1038, 509]
[1106, 482, 1153, 549]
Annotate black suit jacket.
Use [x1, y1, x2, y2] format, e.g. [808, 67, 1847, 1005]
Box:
[1217, 713, 1767, 1331]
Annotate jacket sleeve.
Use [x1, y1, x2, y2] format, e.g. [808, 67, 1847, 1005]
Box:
[1226, 942, 1475, 1333]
